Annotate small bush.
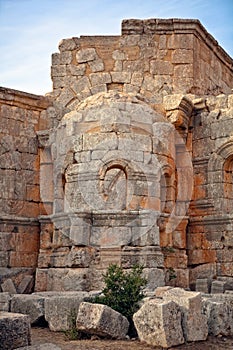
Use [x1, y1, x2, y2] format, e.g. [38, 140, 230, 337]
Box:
[90, 264, 147, 336]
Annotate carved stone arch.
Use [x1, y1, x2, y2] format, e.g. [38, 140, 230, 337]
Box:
[208, 140, 233, 212]
[99, 159, 129, 210]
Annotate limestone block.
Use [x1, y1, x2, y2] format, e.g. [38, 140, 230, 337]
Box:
[44, 292, 89, 331]
[91, 84, 107, 95]
[0, 312, 31, 350]
[71, 76, 91, 94]
[11, 295, 45, 325]
[1, 278, 17, 294]
[111, 71, 131, 83]
[163, 288, 208, 342]
[202, 294, 233, 336]
[0, 251, 9, 267]
[211, 280, 226, 294]
[67, 63, 86, 76]
[51, 65, 66, 77]
[76, 48, 97, 63]
[0, 292, 11, 311]
[133, 299, 184, 348]
[196, 278, 210, 294]
[76, 302, 129, 339]
[150, 60, 173, 75]
[154, 286, 173, 298]
[89, 72, 111, 86]
[46, 268, 91, 292]
[59, 38, 76, 51]
[172, 49, 193, 64]
[142, 268, 165, 290]
[18, 275, 34, 294]
[89, 59, 104, 72]
[0, 232, 11, 251]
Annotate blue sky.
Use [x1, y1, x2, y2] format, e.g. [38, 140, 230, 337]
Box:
[0, 0, 232, 95]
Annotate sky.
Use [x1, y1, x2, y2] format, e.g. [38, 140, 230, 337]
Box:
[0, 0, 232, 95]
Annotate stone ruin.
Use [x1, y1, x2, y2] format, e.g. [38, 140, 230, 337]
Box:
[0, 18, 233, 295]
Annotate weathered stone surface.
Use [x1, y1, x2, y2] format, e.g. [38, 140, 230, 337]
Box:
[76, 48, 97, 63]
[11, 295, 45, 325]
[211, 280, 226, 294]
[154, 285, 173, 298]
[0, 292, 11, 311]
[1, 19, 233, 296]
[196, 278, 210, 294]
[1, 278, 17, 294]
[18, 275, 34, 294]
[76, 302, 129, 339]
[133, 299, 184, 348]
[0, 311, 31, 350]
[163, 288, 208, 342]
[202, 294, 233, 336]
[44, 292, 88, 331]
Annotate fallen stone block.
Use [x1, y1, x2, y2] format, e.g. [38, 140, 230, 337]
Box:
[76, 302, 129, 339]
[15, 344, 61, 350]
[1, 278, 17, 294]
[11, 294, 45, 325]
[0, 311, 31, 350]
[133, 299, 184, 348]
[44, 292, 88, 331]
[18, 275, 34, 294]
[163, 287, 208, 342]
[202, 294, 233, 336]
[0, 292, 11, 311]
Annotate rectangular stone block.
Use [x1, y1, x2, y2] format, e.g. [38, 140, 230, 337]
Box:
[76, 302, 129, 339]
[196, 278, 211, 294]
[0, 292, 11, 311]
[45, 292, 88, 331]
[133, 299, 184, 348]
[0, 251, 9, 267]
[0, 312, 31, 349]
[211, 280, 226, 294]
[202, 294, 233, 336]
[11, 294, 45, 324]
[18, 275, 34, 294]
[163, 288, 208, 342]
[1, 278, 17, 294]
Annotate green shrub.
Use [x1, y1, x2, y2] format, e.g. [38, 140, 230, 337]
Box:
[91, 264, 147, 336]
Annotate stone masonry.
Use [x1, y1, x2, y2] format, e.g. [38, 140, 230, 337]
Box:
[0, 19, 233, 293]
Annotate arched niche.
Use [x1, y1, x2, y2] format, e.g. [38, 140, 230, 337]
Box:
[208, 140, 233, 213]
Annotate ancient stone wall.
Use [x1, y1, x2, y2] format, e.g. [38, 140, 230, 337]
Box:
[0, 19, 233, 293]
[49, 18, 232, 116]
[0, 87, 51, 291]
[188, 94, 233, 288]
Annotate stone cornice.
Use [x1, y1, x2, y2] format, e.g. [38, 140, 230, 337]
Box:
[122, 18, 233, 72]
[0, 86, 52, 111]
[0, 215, 39, 226]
